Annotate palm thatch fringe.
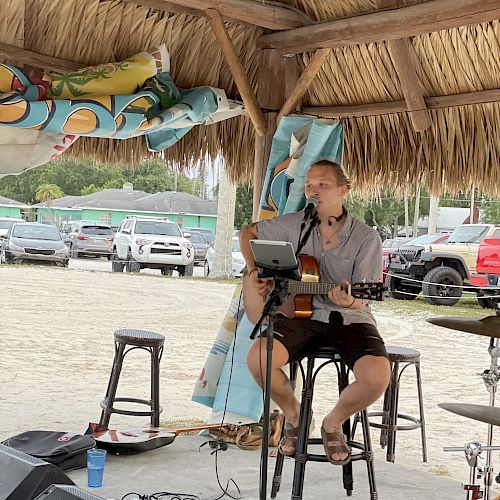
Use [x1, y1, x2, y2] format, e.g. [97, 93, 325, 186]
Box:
[1, 0, 498, 195]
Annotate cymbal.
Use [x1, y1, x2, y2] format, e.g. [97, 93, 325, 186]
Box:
[426, 315, 500, 338]
[439, 403, 500, 427]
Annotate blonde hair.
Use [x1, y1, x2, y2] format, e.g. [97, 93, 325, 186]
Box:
[311, 160, 350, 189]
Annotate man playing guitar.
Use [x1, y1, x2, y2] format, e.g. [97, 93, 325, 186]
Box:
[240, 159, 391, 465]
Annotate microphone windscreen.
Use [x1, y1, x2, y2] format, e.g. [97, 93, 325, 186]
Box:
[306, 197, 318, 208]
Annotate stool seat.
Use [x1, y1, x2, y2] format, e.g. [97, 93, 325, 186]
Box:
[114, 328, 165, 347]
[385, 345, 420, 362]
[311, 346, 342, 359]
[354, 343, 426, 464]
[99, 329, 165, 428]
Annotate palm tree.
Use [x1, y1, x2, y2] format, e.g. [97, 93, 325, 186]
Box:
[35, 184, 64, 224]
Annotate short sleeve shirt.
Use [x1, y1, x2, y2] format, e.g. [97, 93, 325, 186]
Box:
[257, 211, 383, 326]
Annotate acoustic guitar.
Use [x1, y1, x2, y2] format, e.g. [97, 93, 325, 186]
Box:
[243, 255, 385, 322]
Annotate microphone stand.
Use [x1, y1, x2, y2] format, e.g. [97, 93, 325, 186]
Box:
[250, 211, 319, 500]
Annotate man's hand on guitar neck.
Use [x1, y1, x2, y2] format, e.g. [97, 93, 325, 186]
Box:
[246, 267, 274, 298]
[328, 279, 365, 310]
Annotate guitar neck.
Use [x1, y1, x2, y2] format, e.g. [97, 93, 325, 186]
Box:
[285, 280, 384, 301]
[287, 281, 350, 296]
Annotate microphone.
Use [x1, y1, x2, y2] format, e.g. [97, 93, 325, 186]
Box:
[303, 197, 318, 222]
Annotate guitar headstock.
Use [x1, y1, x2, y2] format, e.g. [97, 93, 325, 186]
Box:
[351, 282, 386, 301]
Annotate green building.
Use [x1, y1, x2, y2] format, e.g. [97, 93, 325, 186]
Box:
[0, 195, 29, 218]
[34, 184, 217, 231]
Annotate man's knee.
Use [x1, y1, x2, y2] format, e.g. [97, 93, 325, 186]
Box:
[355, 356, 391, 395]
[247, 343, 265, 378]
[247, 339, 289, 379]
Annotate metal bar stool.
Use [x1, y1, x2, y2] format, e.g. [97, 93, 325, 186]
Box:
[99, 329, 165, 428]
[271, 347, 377, 500]
[353, 345, 427, 463]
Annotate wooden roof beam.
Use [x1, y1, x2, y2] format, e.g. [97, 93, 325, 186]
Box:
[258, 0, 500, 53]
[206, 9, 267, 137]
[0, 42, 82, 73]
[374, 0, 431, 133]
[301, 88, 500, 119]
[124, 0, 313, 30]
[277, 48, 330, 125]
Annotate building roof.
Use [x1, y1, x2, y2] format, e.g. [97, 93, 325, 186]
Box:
[0, 195, 29, 208]
[33, 187, 217, 216]
[1, 1, 499, 195]
[419, 207, 481, 230]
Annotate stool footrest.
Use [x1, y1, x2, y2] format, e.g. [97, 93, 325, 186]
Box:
[100, 397, 163, 417]
[305, 438, 369, 463]
[366, 411, 422, 431]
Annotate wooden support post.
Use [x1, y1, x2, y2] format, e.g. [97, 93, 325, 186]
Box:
[124, 0, 313, 30]
[0, 42, 82, 72]
[258, 0, 500, 53]
[252, 50, 295, 220]
[206, 8, 267, 137]
[388, 38, 431, 132]
[277, 48, 330, 126]
[374, 0, 431, 132]
[301, 88, 500, 118]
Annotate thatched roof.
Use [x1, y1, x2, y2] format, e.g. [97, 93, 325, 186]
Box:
[1, 0, 499, 195]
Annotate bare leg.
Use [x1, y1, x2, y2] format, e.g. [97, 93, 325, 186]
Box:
[322, 355, 391, 462]
[247, 338, 301, 453]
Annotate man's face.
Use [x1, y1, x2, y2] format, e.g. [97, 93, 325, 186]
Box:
[305, 165, 348, 210]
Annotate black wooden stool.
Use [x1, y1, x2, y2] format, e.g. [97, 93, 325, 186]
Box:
[271, 347, 377, 500]
[99, 329, 165, 428]
[353, 345, 427, 463]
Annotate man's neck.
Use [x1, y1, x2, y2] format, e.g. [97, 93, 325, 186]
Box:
[318, 205, 344, 225]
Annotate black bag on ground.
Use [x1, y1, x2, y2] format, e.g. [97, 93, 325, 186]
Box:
[2, 431, 96, 471]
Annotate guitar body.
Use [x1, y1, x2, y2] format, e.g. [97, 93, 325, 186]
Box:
[242, 253, 384, 325]
[292, 255, 319, 319]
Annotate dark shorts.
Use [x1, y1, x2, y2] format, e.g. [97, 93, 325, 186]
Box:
[262, 312, 388, 369]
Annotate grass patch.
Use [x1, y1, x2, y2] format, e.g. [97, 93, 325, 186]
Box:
[373, 296, 490, 319]
[430, 465, 451, 477]
[160, 417, 207, 431]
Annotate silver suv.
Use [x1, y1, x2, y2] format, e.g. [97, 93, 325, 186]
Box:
[112, 216, 194, 275]
[65, 221, 114, 259]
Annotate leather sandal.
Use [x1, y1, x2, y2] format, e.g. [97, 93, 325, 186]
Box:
[320, 425, 352, 465]
[278, 411, 313, 457]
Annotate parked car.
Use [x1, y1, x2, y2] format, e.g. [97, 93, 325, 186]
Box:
[470, 236, 500, 309]
[0, 217, 24, 249]
[0, 222, 69, 267]
[184, 227, 215, 245]
[382, 237, 413, 280]
[204, 236, 245, 277]
[64, 221, 114, 259]
[112, 216, 194, 275]
[386, 224, 500, 306]
[183, 231, 210, 266]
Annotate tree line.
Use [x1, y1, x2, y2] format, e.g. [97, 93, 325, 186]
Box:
[0, 158, 497, 235]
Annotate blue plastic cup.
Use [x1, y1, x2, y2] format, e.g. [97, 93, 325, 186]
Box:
[87, 448, 106, 488]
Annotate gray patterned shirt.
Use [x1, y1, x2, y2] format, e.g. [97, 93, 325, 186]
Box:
[257, 210, 382, 326]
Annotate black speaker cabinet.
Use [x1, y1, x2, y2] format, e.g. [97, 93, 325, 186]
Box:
[35, 485, 105, 500]
[0, 444, 74, 500]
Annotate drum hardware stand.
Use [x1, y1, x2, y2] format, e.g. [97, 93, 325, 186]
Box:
[444, 442, 500, 500]
[479, 339, 500, 500]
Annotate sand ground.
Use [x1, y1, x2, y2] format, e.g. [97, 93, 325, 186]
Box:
[1, 264, 498, 491]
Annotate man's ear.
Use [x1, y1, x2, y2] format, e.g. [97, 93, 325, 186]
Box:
[340, 184, 350, 196]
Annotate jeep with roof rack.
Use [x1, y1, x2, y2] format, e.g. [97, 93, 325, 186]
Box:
[112, 216, 194, 276]
[386, 224, 500, 306]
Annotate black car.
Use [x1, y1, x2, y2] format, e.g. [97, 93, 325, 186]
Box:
[183, 231, 210, 265]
